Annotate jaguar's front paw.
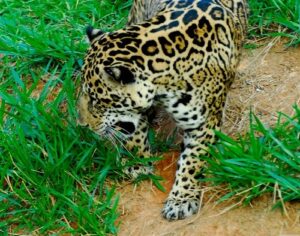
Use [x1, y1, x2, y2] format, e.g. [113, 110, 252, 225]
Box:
[161, 198, 200, 220]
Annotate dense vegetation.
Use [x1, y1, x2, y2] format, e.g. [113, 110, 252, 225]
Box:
[205, 107, 300, 207]
[0, 0, 299, 234]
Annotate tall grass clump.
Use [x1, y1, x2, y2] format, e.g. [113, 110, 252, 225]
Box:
[0, 0, 131, 70]
[0, 65, 125, 234]
[248, 0, 300, 46]
[204, 106, 300, 207]
[0, 0, 133, 234]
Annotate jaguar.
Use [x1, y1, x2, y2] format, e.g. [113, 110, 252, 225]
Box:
[77, 0, 248, 220]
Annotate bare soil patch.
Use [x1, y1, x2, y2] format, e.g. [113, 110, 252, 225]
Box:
[117, 41, 300, 236]
[224, 38, 300, 136]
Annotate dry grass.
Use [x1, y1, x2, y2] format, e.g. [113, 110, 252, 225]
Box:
[223, 39, 300, 136]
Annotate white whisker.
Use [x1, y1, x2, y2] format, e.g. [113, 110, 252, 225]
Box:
[106, 133, 122, 160]
[111, 125, 132, 137]
[108, 126, 128, 142]
[107, 126, 136, 160]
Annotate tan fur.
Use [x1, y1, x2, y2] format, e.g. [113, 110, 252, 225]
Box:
[78, 0, 248, 220]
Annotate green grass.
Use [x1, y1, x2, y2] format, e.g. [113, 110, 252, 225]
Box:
[0, 0, 131, 71]
[204, 106, 300, 207]
[0, 0, 132, 234]
[0, 66, 123, 234]
[0, 0, 300, 234]
[248, 0, 300, 46]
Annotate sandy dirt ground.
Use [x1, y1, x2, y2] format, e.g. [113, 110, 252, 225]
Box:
[116, 40, 300, 236]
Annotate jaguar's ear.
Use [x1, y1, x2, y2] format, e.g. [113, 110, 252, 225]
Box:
[104, 66, 135, 84]
[86, 26, 104, 43]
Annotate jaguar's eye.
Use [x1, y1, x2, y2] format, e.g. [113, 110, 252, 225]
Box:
[104, 66, 135, 84]
[105, 68, 114, 77]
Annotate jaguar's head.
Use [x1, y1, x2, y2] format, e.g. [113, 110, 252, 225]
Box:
[77, 26, 156, 137]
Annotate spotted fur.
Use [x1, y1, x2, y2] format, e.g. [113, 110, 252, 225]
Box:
[77, 0, 248, 220]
